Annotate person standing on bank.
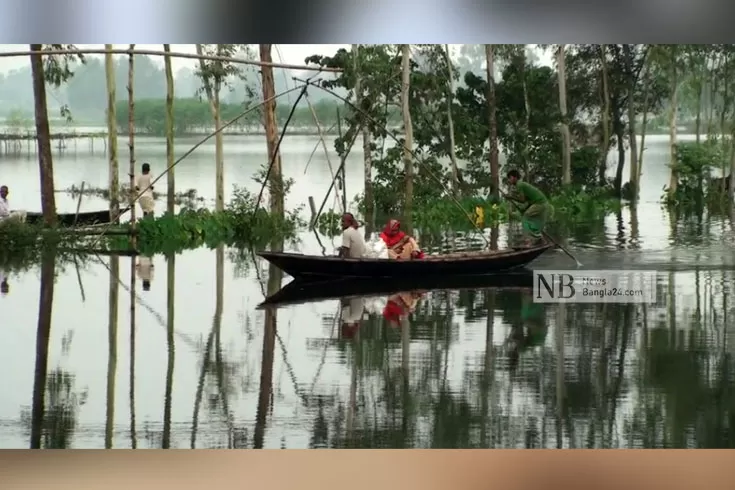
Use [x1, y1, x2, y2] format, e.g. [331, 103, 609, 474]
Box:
[338, 213, 367, 258]
[505, 170, 553, 247]
[135, 163, 155, 218]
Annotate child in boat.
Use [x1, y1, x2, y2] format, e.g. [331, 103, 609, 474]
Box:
[135, 163, 155, 217]
[505, 169, 553, 247]
[379, 219, 425, 260]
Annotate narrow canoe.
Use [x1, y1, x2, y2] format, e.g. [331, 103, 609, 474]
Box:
[259, 272, 534, 308]
[258, 243, 553, 281]
[25, 210, 113, 227]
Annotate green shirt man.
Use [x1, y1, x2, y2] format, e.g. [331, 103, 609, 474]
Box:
[506, 170, 553, 245]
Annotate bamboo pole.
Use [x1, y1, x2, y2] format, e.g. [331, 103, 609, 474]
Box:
[105, 256, 119, 449]
[163, 44, 175, 215]
[127, 44, 138, 451]
[128, 44, 137, 231]
[305, 95, 343, 211]
[0, 47, 342, 72]
[104, 45, 120, 219]
[162, 254, 175, 449]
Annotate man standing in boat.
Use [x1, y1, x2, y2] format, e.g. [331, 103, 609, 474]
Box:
[505, 170, 553, 247]
[338, 213, 367, 258]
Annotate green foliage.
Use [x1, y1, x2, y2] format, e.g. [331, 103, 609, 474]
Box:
[663, 141, 728, 207]
[315, 210, 342, 237]
[114, 97, 347, 136]
[0, 220, 83, 271]
[129, 185, 305, 256]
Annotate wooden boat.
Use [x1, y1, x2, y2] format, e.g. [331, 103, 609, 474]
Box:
[259, 272, 534, 308]
[25, 209, 113, 227]
[258, 243, 553, 281]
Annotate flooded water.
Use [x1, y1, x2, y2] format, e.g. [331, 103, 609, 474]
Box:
[2, 134, 735, 448]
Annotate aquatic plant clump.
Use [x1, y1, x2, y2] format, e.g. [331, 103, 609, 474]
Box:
[120, 186, 306, 255]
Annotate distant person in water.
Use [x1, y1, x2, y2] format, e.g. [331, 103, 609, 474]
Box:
[338, 213, 367, 258]
[135, 163, 155, 218]
[380, 219, 424, 260]
[0, 185, 27, 223]
[505, 170, 553, 247]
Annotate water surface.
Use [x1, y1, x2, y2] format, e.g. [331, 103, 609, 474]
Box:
[2, 134, 735, 448]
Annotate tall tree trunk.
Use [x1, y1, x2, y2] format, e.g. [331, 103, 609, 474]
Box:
[214, 90, 224, 212]
[485, 45, 499, 200]
[623, 44, 639, 200]
[127, 45, 136, 228]
[668, 51, 680, 198]
[195, 44, 225, 212]
[163, 44, 175, 215]
[105, 256, 119, 449]
[557, 44, 572, 186]
[400, 44, 415, 233]
[599, 45, 611, 186]
[254, 252, 282, 448]
[162, 255, 175, 448]
[443, 44, 460, 195]
[30, 249, 56, 448]
[104, 45, 119, 218]
[520, 48, 531, 177]
[637, 72, 651, 188]
[353, 44, 374, 235]
[695, 80, 703, 144]
[259, 44, 284, 217]
[29, 44, 57, 226]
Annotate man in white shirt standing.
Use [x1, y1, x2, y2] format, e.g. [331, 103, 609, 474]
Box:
[0, 185, 26, 223]
[338, 212, 367, 259]
[135, 163, 155, 217]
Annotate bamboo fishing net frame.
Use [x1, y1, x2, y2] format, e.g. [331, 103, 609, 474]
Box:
[0, 47, 343, 73]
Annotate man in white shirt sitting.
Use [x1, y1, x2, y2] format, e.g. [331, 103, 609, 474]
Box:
[337, 212, 367, 259]
[0, 186, 27, 224]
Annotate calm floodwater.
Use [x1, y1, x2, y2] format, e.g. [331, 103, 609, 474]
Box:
[2, 134, 735, 448]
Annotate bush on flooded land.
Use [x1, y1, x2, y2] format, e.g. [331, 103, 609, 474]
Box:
[662, 141, 731, 211]
[127, 185, 306, 255]
[316, 187, 621, 237]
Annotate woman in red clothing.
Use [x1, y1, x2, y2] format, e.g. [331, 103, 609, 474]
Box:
[379, 219, 425, 260]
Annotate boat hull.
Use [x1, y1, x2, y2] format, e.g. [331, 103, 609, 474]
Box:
[25, 210, 113, 227]
[258, 244, 552, 281]
[259, 272, 535, 308]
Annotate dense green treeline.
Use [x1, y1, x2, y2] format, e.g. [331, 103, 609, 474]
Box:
[112, 97, 401, 136]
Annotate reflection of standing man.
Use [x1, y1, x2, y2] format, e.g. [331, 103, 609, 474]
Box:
[508, 290, 548, 371]
[340, 297, 365, 339]
[136, 255, 154, 291]
[0, 267, 9, 297]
